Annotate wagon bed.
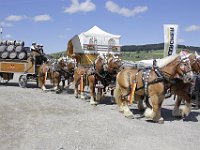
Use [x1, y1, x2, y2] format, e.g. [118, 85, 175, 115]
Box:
[0, 57, 38, 87]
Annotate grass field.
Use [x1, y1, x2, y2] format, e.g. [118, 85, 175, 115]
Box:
[121, 50, 164, 61]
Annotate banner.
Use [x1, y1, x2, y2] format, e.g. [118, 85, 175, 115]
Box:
[163, 24, 178, 57]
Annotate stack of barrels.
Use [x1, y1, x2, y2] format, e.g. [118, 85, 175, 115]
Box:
[0, 40, 29, 60]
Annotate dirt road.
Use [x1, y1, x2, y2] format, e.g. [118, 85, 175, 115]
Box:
[0, 74, 200, 150]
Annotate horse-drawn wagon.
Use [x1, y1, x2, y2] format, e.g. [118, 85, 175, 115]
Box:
[0, 40, 39, 87]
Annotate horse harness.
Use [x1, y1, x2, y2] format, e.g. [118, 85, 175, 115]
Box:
[123, 56, 192, 102]
[90, 59, 116, 87]
[123, 60, 169, 101]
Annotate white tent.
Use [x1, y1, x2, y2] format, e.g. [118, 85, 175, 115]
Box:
[79, 25, 120, 45]
[78, 25, 121, 54]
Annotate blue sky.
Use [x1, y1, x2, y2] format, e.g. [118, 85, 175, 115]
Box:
[0, 0, 200, 54]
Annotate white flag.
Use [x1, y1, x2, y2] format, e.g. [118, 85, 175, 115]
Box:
[163, 24, 178, 57]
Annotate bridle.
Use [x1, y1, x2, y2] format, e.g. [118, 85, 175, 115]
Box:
[176, 56, 192, 78]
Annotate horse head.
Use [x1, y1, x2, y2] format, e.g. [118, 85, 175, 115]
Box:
[94, 54, 108, 73]
[189, 51, 200, 74]
[177, 51, 193, 83]
[107, 55, 123, 75]
[65, 57, 76, 74]
[157, 51, 193, 83]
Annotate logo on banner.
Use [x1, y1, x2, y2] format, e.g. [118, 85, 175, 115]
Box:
[163, 24, 178, 57]
[167, 27, 175, 56]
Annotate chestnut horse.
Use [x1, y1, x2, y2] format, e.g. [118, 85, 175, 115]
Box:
[73, 54, 108, 99]
[87, 55, 122, 105]
[114, 52, 193, 123]
[60, 57, 76, 90]
[38, 57, 75, 92]
[171, 51, 200, 117]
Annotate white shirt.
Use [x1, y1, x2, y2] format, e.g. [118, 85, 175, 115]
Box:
[31, 45, 37, 50]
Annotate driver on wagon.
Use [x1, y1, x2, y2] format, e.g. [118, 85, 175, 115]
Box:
[31, 42, 47, 65]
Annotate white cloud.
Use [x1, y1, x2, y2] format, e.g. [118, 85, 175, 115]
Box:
[5, 15, 27, 21]
[105, 1, 148, 17]
[178, 38, 184, 43]
[34, 14, 52, 22]
[64, 0, 96, 14]
[0, 21, 12, 27]
[185, 25, 200, 32]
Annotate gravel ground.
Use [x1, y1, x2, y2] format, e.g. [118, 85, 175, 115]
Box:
[0, 74, 200, 150]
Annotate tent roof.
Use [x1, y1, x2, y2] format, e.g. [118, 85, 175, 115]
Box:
[81, 25, 121, 38]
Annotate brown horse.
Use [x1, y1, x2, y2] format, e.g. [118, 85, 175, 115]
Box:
[73, 54, 108, 99]
[38, 57, 75, 92]
[171, 51, 200, 117]
[60, 57, 76, 90]
[87, 55, 122, 105]
[114, 52, 193, 123]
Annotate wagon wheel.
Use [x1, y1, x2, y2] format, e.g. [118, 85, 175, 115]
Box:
[19, 75, 27, 88]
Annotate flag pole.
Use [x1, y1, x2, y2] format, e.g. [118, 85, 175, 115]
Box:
[0, 26, 3, 40]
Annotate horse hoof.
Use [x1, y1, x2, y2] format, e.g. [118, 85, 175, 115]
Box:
[90, 101, 98, 105]
[182, 112, 188, 118]
[56, 90, 61, 94]
[81, 96, 85, 100]
[157, 118, 164, 124]
[124, 110, 134, 119]
[125, 114, 134, 119]
[42, 89, 47, 92]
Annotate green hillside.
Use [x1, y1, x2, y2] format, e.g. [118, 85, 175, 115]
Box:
[49, 43, 200, 61]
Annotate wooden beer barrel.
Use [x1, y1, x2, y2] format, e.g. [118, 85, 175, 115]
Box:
[1, 51, 9, 59]
[0, 45, 7, 52]
[9, 51, 17, 59]
[17, 51, 27, 60]
[6, 45, 15, 52]
[15, 45, 23, 52]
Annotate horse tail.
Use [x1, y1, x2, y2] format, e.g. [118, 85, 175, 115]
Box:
[114, 75, 122, 105]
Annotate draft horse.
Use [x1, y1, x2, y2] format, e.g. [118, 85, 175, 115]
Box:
[59, 57, 76, 90]
[38, 57, 75, 92]
[171, 51, 200, 117]
[87, 55, 122, 105]
[73, 54, 108, 99]
[114, 52, 193, 123]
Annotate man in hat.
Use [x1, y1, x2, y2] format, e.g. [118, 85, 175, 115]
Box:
[31, 42, 42, 65]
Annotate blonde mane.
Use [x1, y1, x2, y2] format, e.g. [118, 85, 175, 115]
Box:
[108, 57, 113, 64]
[157, 54, 179, 68]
